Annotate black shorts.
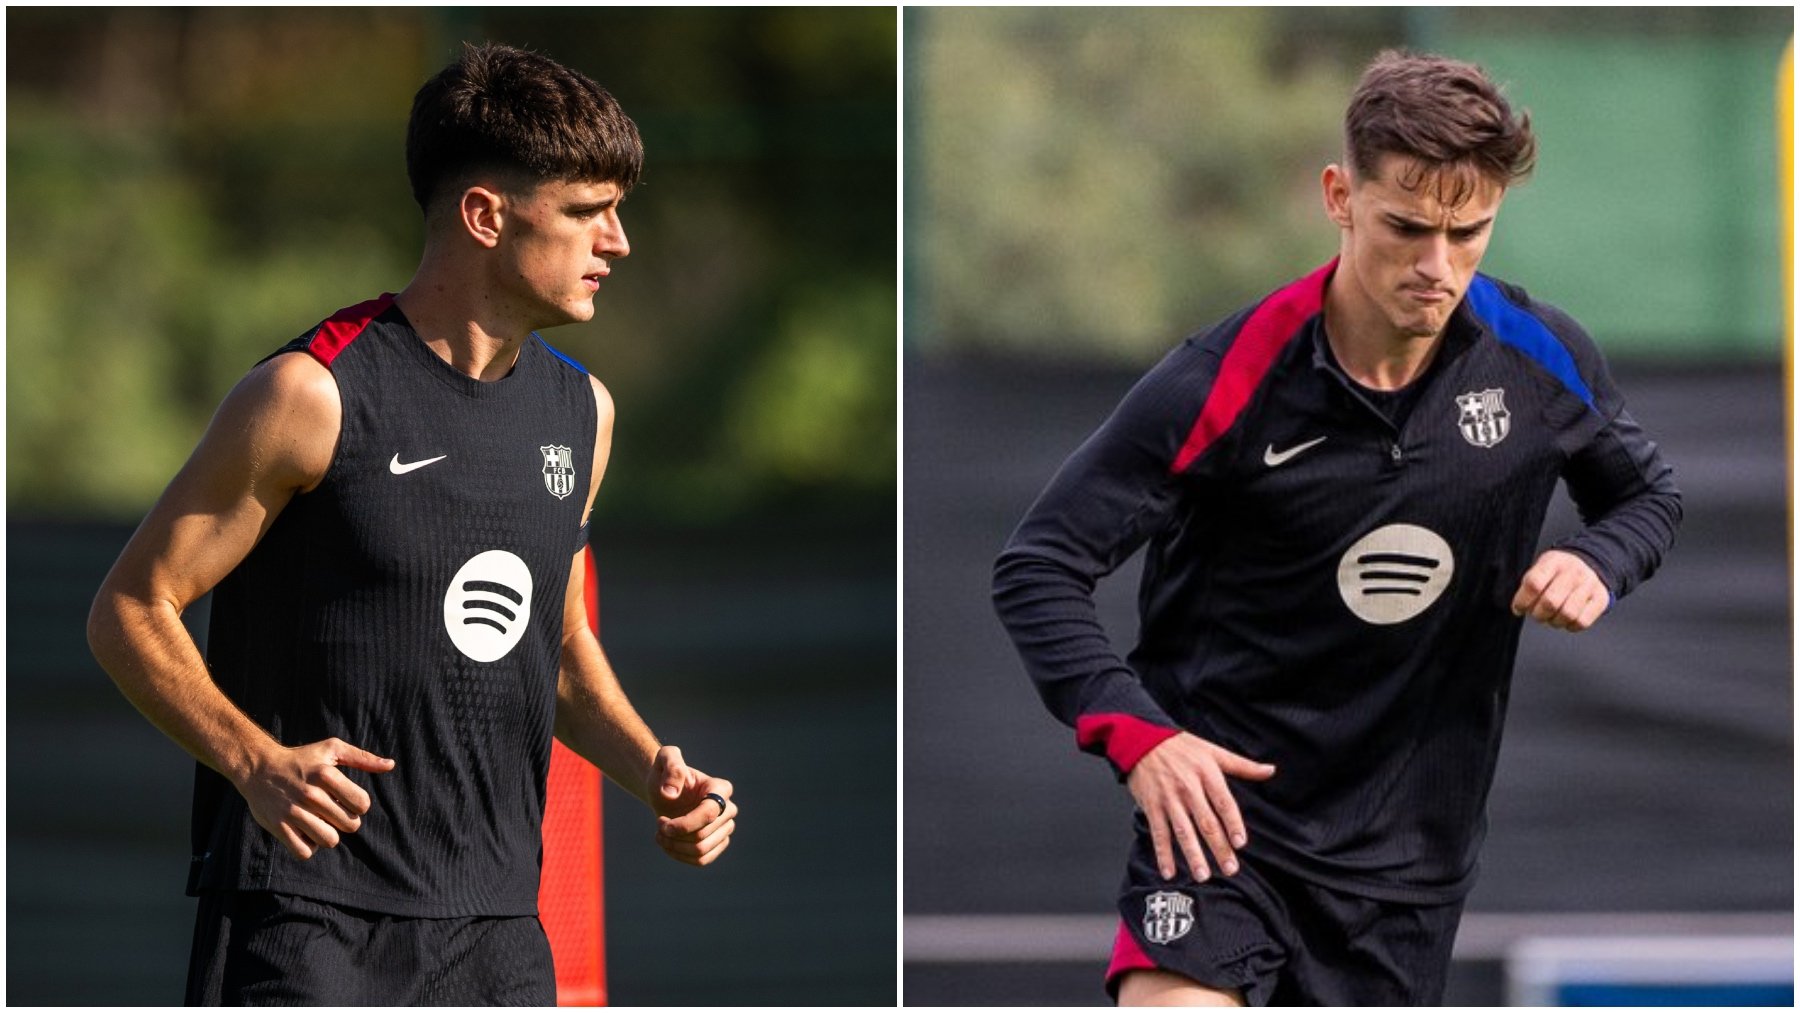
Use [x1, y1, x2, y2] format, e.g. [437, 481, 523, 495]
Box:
[1106, 814, 1465, 1005]
[185, 890, 556, 1005]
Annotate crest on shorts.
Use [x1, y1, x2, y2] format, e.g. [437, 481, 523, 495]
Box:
[1143, 890, 1195, 945]
[1455, 388, 1510, 448]
[540, 445, 576, 499]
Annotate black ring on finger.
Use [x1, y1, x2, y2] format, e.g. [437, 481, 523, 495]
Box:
[705, 791, 727, 816]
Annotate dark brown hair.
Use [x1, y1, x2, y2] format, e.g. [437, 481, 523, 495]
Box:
[406, 42, 643, 212]
[1344, 50, 1536, 205]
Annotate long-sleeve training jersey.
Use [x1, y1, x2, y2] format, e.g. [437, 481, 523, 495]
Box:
[992, 260, 1681, 902]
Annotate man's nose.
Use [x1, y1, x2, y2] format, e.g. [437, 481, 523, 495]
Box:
[1415, 233, 1450, 282]
[597, 215, 629, 260]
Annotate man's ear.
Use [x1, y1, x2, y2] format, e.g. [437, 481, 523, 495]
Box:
[1321, 163, 1354, 230]
[458, 186, 505, 248]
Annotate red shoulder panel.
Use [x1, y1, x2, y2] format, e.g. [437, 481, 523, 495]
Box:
[306, 293, 395, 368]
[1170, 260, 1334, 474]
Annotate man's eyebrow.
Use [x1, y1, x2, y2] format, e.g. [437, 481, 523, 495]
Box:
[564, 196, 619, 214]
[1383, 211, 1434, 228]
[1381, 211, 1494, 232]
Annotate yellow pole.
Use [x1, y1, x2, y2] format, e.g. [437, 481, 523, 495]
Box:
[1782, 38, 1792, 563]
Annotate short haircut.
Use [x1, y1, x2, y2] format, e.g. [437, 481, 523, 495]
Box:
[1344, 49, 1536, 204]
[406, 42, 643, 213]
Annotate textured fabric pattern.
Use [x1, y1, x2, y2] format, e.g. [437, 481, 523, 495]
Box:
[191, 299, 598, 917]
[1109, 811, 1464, 1005]
[185, 890, 556, 1005]
[994, 262, 1681, 901]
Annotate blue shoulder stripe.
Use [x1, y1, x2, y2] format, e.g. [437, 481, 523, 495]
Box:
[535, 334, 589, 375]
[1464, 276, 1595, 411]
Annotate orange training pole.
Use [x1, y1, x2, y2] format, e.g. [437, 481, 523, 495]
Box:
[539, 547, 607, 1005]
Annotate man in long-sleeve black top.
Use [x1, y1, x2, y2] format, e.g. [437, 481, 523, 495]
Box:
[993, 50, 1680, 1006]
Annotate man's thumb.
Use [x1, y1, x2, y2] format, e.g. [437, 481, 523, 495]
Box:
[657, 745, 686, 798]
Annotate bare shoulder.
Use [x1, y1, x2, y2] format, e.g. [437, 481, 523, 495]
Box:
[246, 349, 339, 412]
[216, 351, 342, 493]
[587, 373, 615, 433]
[581, 374, 615, 512]
[98, 351, 342, 609]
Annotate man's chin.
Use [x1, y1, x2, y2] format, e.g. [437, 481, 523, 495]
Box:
[1391, 311, 1448, 341]
[536, 300, 596, 330]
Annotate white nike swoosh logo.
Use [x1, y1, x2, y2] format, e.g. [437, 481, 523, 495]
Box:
[389, 454, 447, 475]
[1263, 437, 1327, 467]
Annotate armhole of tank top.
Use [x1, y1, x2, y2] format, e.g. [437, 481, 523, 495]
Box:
[579, 370, 603, 532]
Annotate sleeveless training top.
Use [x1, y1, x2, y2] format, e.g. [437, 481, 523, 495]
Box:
[188, 294, 598, 917]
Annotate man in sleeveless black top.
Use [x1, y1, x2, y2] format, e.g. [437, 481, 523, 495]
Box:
[88, 43, 739, 1004]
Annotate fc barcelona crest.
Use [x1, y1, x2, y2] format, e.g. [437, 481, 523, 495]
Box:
[1455, 388, 1511, 448]
[540, 445, 577, 500]
[1143, 890, 1195, 945]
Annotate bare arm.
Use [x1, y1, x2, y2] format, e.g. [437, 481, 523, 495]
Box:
[86, 352, 393, 860]
[553, 375, 737, 866]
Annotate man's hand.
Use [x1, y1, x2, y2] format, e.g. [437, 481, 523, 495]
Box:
[1127, 732, 1275, 882]
[647, 745, 737, 867]
[1511, 549, 1610, 632]
[235, 738, 396, 861]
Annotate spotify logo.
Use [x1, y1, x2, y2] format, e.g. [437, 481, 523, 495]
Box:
[444, 550, 534, 662]
[1335, 524, 1454, 625]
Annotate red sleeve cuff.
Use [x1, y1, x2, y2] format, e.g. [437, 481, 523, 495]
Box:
[1075, 713, 1181, 773]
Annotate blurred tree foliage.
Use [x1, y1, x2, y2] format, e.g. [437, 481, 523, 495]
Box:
[908, 8, 1382, 362]
[7, 8, 896, 522]
[907, 6, 1790, 363]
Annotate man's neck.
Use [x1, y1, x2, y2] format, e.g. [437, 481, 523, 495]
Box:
[1321, 273, 1445, 391]
[393, 263, 532, 383]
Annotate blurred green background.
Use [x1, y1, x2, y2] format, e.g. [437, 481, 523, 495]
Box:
[907, 6, 1788, 363]
[9, 6, 895, 522]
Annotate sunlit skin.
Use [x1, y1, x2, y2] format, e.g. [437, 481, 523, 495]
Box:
[395, 178, 630, 382]
[1321, 154, 1503, 390]
[491, 178, 631, 329]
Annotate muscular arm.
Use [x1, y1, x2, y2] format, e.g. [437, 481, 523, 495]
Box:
[87, 352, 393, 860]
[553, 375, 737, 866]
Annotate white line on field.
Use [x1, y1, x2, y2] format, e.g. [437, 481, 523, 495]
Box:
[903, 912, 1794, 963]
